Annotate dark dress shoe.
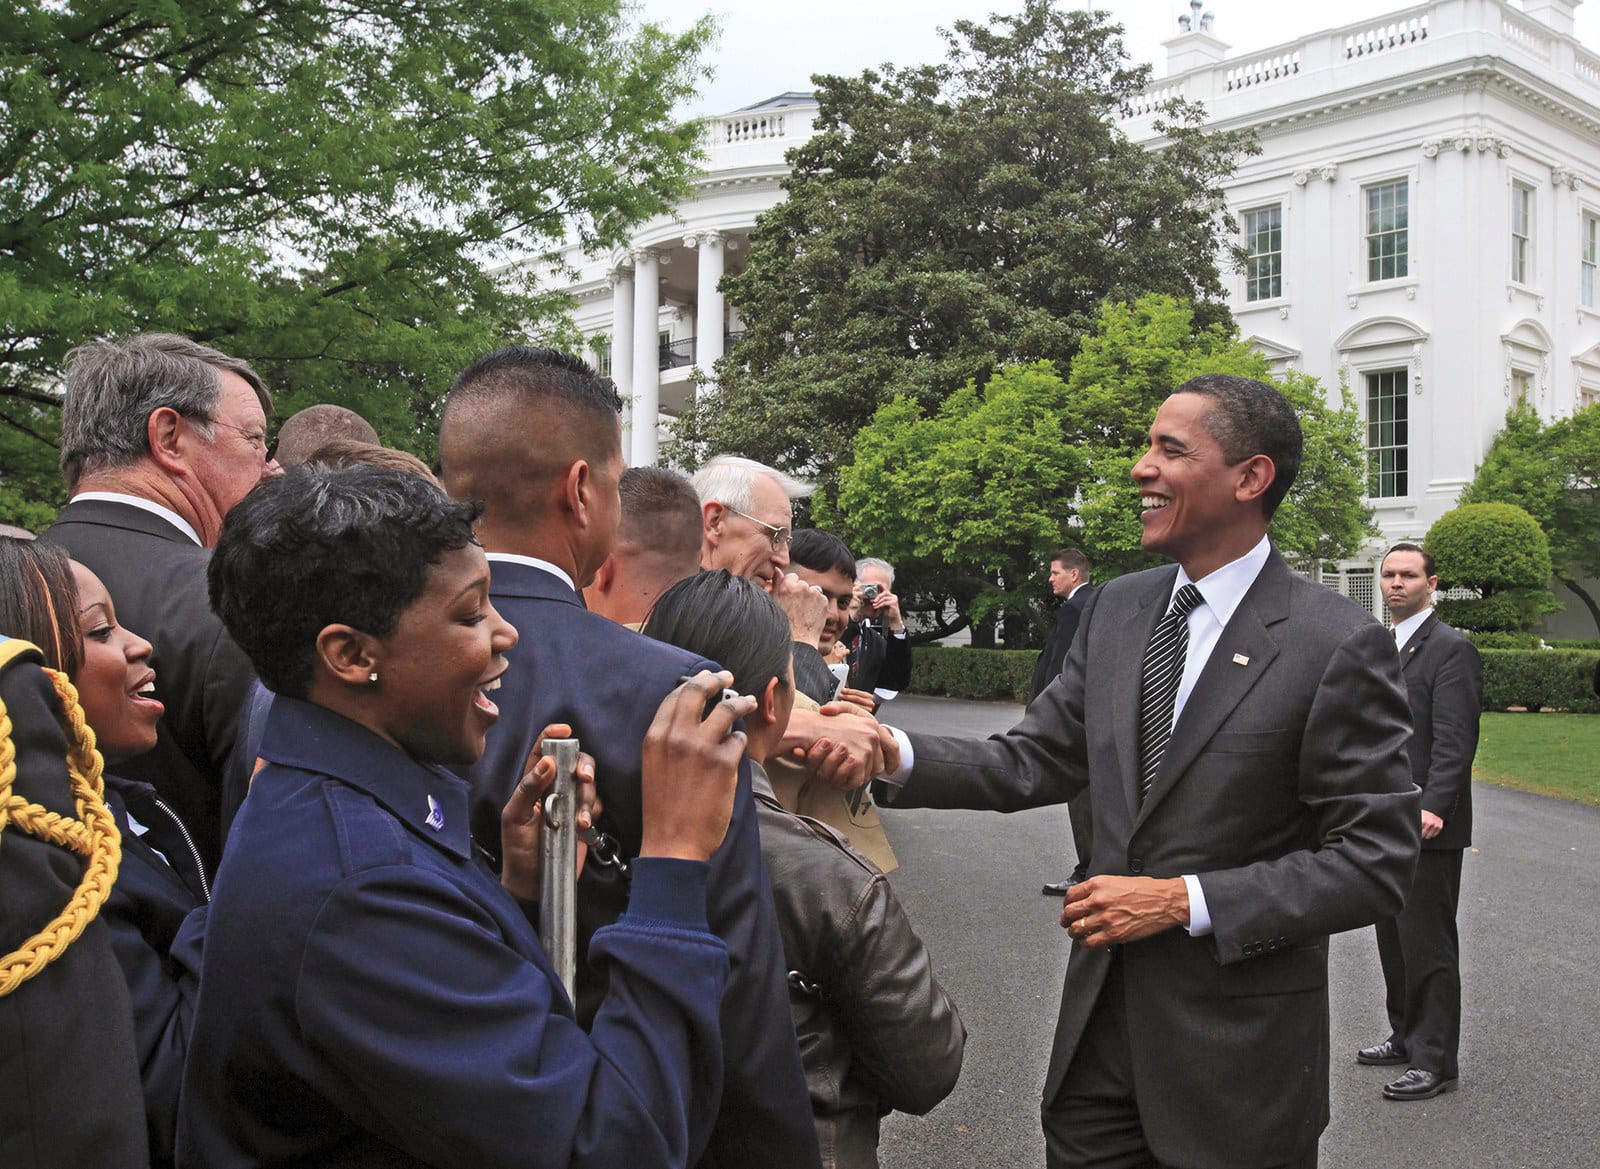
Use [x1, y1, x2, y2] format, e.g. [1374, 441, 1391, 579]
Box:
[1356, 1039, 1408, 1066]
[1041, 878, 1080, 897]
[1383, 1068, 1459, 1101]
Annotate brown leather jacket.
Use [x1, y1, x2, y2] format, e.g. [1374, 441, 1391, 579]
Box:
[751, 763, 965, 1168]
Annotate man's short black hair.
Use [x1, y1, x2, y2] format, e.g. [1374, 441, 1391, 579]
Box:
[1174, 374, 1304, 519]
[1383, 541, 1436, 578]
[1051, 546, 1091, 576]
[644, 570, 792, 702]
[208, 464, 481, 699]
[789, 528, 856, 580]
[619, 466, 703, 562]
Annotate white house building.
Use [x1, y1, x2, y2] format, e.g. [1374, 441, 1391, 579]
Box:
[540, 0, 1600, 631]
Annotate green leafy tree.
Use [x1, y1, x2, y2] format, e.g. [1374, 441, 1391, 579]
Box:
[1426, 502, 1560, 632]
[833, 295, 1375, 643]
[671, 0, 1252, 489]
[1461, 402, 1600, 633]
[0, 0, 712, 518]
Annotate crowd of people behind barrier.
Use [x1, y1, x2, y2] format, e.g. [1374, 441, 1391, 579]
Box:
[2, 331, 1450, 1169]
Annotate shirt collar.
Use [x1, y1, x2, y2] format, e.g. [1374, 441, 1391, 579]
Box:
[1066, 581, 1087, 600]
[1170, 534, 1272, 627]
[1392, 608, 1433, 652]
[72, 492, 202, 546]
[257, 695, 473, 861]
[484, 552, 575, 593]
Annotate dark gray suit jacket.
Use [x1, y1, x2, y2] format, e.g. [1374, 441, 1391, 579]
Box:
[1030, 584, 1093, 702]
[886, 550, 1420, 1169]
[43, 499, 255, 869]
[1398, 613, 1482, 851]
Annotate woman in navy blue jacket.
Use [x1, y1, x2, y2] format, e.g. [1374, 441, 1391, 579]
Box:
[179, 464, 752, 1169]
[0, 537, 206, 1169]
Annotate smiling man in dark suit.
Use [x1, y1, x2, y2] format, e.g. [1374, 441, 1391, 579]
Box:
[438, 347, 819, 1169]
[875, 374, 1421, 1169]
[1358, 542, 1482, 1102]
[42, 334, 279, 868]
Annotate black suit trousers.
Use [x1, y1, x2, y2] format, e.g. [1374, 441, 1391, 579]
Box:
[1376, 848, 1464, 1077]
[1043, 957, 1318, 1169]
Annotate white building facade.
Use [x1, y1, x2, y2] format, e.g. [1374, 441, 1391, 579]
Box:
[544, 1, 1600, 631]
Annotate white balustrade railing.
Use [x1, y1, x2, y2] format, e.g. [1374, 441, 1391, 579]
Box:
[1127, 83, 1184, 117]
[1577, 48, 1600, 89]
[1500, 8, 1554, 61]
[1344, 15, 1429, 59]
[1226, 50, 1301, 92]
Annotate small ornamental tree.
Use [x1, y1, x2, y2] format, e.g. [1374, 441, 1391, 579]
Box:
[1426, 502, 1560, 632]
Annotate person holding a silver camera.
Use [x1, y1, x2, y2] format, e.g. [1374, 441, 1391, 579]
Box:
[845, 558, 912, 704]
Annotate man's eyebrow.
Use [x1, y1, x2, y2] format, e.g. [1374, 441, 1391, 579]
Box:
[1153, 431, 1191, 449]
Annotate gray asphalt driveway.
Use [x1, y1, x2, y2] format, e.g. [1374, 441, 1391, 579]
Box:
[873, 695, 1600, 1169]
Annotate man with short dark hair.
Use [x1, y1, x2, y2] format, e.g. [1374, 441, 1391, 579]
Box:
[439, 347, 819, 1169]
[270, 403, 380, 468]
[1358, 541, 1482, 1102]
[1034, 546, 1095, 898]
[43, 333, 279, 866]
[584, 467, 704, 629]
[787, 529, 857, 704]
[871, 374, 1420, 1168]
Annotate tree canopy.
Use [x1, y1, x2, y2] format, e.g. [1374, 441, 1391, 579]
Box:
[0, 0, 713, 521]
[830, 295, 1375, 644]
[1460, 401, 1600, 633]
[1426, 502, 1559, 632]
[670, 0, 1252, 488]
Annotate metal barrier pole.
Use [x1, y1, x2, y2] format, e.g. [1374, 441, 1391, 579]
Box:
[539, 737, 580, 1002]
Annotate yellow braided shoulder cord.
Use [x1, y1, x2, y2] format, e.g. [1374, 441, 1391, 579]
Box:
[0, 643, 123, 997]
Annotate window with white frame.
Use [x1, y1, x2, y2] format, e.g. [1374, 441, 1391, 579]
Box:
[1365, 369, 1409, 498]
[592, 340, 612, 377]
[1583, 212, 1597, 308]
[1364, 180, 1408, 282]
[1244, 205, 1282, 301]
[1511, 183, 1534, 285]
[1511, 369, 1533, 407]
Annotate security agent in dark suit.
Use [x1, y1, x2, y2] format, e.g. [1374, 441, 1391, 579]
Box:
[439, 348, 820, 1169]
[1034, 547, 1095, 897]
[1358, 543, 1483, 1102]
[873, 375, 1421, 1169]
[41, 334, 279, 868]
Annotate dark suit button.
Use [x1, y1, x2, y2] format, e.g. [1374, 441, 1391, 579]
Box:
[1129, 858, 1144, 874]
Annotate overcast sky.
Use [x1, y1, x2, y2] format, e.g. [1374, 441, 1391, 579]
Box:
[635, 0, 1600, 117]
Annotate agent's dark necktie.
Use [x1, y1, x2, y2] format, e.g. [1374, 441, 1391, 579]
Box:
[1138, 583, 1204, 804]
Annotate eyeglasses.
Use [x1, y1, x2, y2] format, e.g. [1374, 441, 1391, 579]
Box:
[197, 415, 270, 456]
[725, 506, 793, 551]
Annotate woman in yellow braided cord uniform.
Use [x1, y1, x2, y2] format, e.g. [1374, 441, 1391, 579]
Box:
[0, 607, 148, 1167]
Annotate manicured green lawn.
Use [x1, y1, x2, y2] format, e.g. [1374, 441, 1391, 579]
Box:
[1473, 712, 1600, 805]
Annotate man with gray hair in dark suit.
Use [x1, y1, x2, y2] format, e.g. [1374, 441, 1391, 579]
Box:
[870, 374, 1421, 1169]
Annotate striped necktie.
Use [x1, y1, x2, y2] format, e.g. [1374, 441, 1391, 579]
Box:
[1138, 583, 1204, 804]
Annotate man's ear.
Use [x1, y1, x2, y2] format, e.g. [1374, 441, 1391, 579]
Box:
[146, 407, 191, 475]
[561, 459, 590, 524]
[315, 624, 380, 688]
[702, 501, 725, 546]
[758, 675, 782, 728]
[591, 553, 617, 594]
[1233, 454, 1277, 509]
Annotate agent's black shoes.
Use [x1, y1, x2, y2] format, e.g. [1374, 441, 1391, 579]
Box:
[1382, 1068, 1459, 1101]
[1355, 1039, 1408, 1066]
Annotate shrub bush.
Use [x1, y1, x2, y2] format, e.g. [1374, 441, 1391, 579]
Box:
[1426, 503, 1559, 631]
[1478, 650, 1599, 713]
[907, 647, 1600, 713]
[909, 647, 1037, 702]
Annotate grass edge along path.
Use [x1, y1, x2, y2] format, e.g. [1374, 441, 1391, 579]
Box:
[1472, 711, 1600, 806]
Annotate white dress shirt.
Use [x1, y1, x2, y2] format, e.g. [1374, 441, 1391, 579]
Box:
[1391, 608, 1432, 653]
[484, 552, 576, 593]
[72, 491, 202, 546]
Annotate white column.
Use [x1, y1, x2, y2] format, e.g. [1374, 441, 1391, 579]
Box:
[608, 263, 634, 460]
[630, 247, 662, 466]
[688, 231, 727, 379]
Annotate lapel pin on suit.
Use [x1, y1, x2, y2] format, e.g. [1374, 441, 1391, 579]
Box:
[425, 795, 445, 832]
[1232, 653, 1250, 666]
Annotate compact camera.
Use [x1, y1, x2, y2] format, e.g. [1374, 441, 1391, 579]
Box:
[860, 583, 881, 603]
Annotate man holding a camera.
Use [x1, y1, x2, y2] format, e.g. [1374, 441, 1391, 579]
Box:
[846, 557, 913, 704]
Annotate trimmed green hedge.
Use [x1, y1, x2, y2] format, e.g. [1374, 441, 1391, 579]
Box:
[1480, 650, 1600, 713]
[909, 646, 1600, 713]
[909, 647, 1037, 702]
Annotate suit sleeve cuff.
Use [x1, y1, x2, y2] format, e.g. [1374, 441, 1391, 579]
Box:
[880, 727, 914, 786]
[1183, 874, 1213, 937]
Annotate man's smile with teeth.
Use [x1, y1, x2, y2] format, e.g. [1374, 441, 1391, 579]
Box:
[1141, 495, 1170, 510]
